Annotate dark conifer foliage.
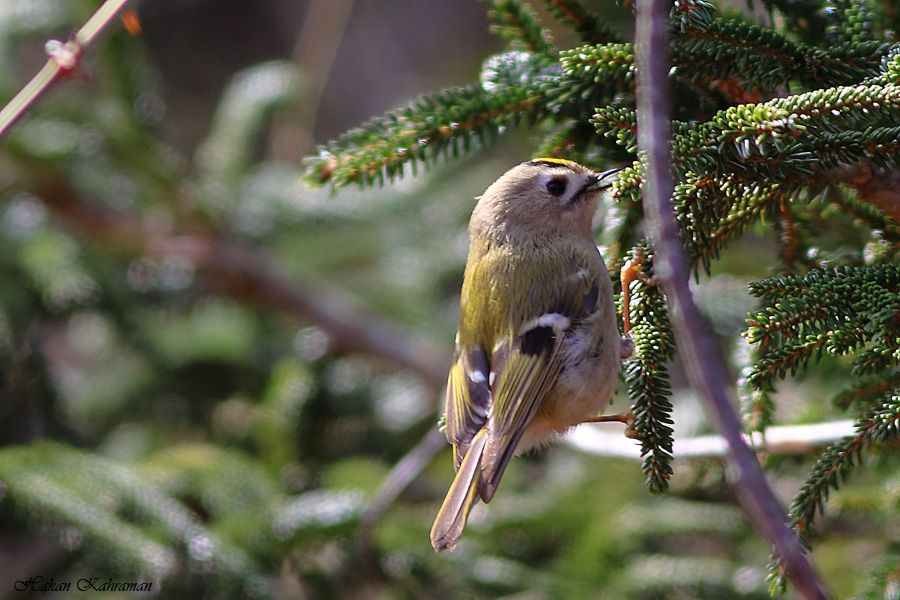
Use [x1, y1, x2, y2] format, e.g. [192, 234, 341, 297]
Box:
[2, 0, 897, 597]
[307, 1, 899, 595]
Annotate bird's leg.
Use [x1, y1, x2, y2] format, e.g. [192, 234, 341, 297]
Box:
[582, 412, 640, 439]
[594, 252, 658, 442]
[583, 413, 630, 424]
[619, 251, 657, 337]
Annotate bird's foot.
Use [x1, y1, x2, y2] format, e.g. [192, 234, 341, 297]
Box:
[582, 412, 639, 439]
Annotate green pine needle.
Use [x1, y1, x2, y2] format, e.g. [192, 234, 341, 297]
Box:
[486, 0, 554, 55]
[622, 245, 676, 495]
[541, 0, 620, 44]
[768, 387, 900, 592]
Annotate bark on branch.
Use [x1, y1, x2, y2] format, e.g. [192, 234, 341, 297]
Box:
[38, 182, 449, 388]
[634, 2, 827, 597]
[833, 163, 900, 222]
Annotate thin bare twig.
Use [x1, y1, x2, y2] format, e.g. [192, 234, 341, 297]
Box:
[355, 428, 446, 552]
[634, 1, 826, 597]
[0, 0, 136, 137]
[269, 0, 357, 160]
[778, 201, 800, 273]
[566, 420, 857, 460]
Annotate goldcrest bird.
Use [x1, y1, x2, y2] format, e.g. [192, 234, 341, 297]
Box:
[430, 158, 630, 553]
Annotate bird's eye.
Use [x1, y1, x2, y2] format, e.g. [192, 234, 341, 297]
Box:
[546, 177, 567, 197]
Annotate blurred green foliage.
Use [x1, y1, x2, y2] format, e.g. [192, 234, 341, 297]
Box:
[0, 1, 897, 599]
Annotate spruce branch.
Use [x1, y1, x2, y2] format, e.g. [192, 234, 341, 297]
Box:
[0, 467, 176, 577]
[635, 1, 826, 596]
[746, 336, 829, 394]
[601, 160, 644, 267]
[557, 43, 635, 81]
[832, 162, 900, 223]
[769, 388, 900, 592]
[740, 377, 777, 434]
[671, 0, 890, 89]
[305, 7, 897, 191]
[0, 0, 136, 137]
[307, 43, 642, 189]
[0, 442, 269, 596]
[679, 176, 785, 271]
[592, 106, 639, 153]
[305, 83, 550, 187]
[622, 245, 676, 494]
[673, 83, 900, 181]
[485, 0, 555, 55]
[744, 265, 899, 438]
[592, 107, 692, 155]
[883, 46, 900, 83]
[673, 17, 812, 89]
[555, 43, 636, 113]
[592, 87, 900, 286]
[833, 372, 900, 408]
[823, 0, 876, 45]
[610, 159, 644, 205]
[541, 0, 620, 44]
[746, 265, 899, 343]
[852, 336, 900, 374]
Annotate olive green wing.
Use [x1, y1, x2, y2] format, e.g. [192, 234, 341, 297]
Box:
[443, 346, 491, 469]
[475, 314, 568, 502]
[478, 272, 602, 503]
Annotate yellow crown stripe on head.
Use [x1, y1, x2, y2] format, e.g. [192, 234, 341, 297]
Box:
[526, 157, 577, 168]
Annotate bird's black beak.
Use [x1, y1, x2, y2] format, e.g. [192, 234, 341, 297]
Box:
[589, 166, 626, 191]
[570, 166, 626, 206]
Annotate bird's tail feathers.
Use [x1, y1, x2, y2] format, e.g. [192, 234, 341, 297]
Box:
[430, 429, 487, 552]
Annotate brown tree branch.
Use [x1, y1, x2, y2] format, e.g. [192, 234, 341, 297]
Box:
[634, 1, 826, 597]
[833, 163, 900, 222]
[37, 182, 449, 388]
[355, 428, 446, 560]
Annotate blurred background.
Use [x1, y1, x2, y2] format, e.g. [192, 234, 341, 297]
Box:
[0, 1, 896, 598]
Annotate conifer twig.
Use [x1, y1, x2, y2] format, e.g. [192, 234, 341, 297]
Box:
[634, 1, 826, 598]
[833, 162, 900, 222]
[356, 428, 447, 554]
[778, 202, 800, 273]
[0, 0, 136, 137]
